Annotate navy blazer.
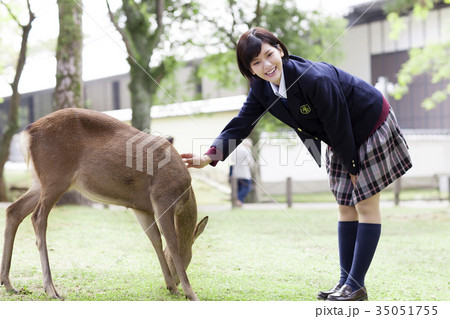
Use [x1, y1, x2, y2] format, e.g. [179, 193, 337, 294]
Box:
[211, 55, 383, 175]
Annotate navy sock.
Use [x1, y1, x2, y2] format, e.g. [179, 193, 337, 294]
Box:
[338, 221, 359, 285]
[345, 223, 381, 291]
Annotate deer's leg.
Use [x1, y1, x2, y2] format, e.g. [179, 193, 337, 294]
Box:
[132, 209, 178, 295]
[154, 204, 199, 301]
[31, 186, 69, 300]
[1, 185, 41, 293]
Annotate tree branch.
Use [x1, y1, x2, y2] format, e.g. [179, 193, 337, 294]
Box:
[148, 0, 164, 53]
[11, 0, 35, 90]
[0, 0, 22, 26]
[252, 0, 261, 26]
[156, 0, 163, 27]
[226, 0, 238, 48]
[105, 0, 135, 58]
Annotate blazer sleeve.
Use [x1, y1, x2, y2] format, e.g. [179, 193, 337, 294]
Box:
[210, 88, 265, 161]
[308, 76, 360, 175]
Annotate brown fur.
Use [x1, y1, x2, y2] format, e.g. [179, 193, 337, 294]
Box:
[0, 108, 208, 300]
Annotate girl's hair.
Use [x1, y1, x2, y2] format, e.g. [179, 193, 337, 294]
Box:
[236, 27, 289, 80]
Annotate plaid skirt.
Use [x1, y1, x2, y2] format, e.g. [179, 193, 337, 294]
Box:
[326, 108, 412, 206]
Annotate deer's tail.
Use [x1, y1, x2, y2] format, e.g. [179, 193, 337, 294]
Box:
[19, 130, 32, 169]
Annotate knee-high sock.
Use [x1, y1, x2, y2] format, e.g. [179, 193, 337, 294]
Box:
[338, 221, 359, 285]
[345, 223, 381, 290]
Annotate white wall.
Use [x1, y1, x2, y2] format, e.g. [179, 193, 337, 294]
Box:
[257, 132, 450, 194]
[336, 24, 372, 83]
[402, 133, 450, 178]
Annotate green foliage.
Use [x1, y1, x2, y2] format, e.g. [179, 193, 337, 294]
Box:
[385, 0, 450, 109]
[261, 7, 346, 64]
[420, 83, 450, 110]
[386, 12, 407, 40]
[197, 50, 245, 90]
[152, 60, 199, 105]
[391, 37, 450, 111]
[384, 0, 440, 40]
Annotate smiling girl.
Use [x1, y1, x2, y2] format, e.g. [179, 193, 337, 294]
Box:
[181, 27, 412, 301]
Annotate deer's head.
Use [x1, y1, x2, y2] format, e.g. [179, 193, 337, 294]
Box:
[164, 216, 208, 286]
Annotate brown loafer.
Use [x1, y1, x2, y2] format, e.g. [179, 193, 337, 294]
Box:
[327, 284, 368, 301]
[317, 282, 343, 300]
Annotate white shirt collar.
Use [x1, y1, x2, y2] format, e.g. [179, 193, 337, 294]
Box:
[269, 68, 287, 99]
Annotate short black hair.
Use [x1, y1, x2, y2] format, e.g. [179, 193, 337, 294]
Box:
[236, 27, 289, 79]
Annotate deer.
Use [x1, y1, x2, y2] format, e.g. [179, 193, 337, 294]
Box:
[0, 108, 208, 301]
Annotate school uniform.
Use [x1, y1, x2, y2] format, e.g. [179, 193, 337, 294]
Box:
[206, 55, 412, 206]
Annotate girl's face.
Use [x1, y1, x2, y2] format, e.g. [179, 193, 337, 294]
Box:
[250, 42, 284, 86]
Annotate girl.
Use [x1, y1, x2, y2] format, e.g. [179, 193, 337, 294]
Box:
[181, 27, 412, 301]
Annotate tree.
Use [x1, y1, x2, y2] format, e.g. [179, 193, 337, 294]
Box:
[54, 0, 83, 109]
[53, 0, 89, 205]
[106, 0, 200, 130]
[385, 0, 450, 109]
[0, 0, 34, 201]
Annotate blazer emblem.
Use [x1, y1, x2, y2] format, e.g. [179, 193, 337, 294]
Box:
[300, 104, 311, 115]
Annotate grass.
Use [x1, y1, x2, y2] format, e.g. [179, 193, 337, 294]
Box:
[3, 170, 32, 202]
[0, 204, 448, 301]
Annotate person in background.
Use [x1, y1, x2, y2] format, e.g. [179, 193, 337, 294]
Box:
[229, 138, 254, 207]
[181, 27, 412, 301]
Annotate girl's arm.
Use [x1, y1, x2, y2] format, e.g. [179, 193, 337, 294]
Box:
[181, 88, 265, 169]
[181, 153, 212, 169]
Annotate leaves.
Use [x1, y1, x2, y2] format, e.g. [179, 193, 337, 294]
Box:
[386, 12, 407, 40]
[386, 0, 450, 110]
[391, 42, 450, 109]
[197, 50, 244, 90]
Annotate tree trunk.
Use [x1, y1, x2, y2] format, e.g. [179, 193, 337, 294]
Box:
[0, 94, 21, 201]
[54, 0, 83, 110]
[0, 174, 7, 202]
[129, 64, 153, 130]
[53, 0, 88, 206]
[0, 1, 35, 201]
[107, 0, 164, 131]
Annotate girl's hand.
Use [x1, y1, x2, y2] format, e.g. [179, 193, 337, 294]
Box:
[350, 174, 358, 187]
[181, 153, 212, 169]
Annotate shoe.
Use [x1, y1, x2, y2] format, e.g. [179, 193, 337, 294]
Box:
[327, 284, 368, 301]
[317, 282, 343, 300]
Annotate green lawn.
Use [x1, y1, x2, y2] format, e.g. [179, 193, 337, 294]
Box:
[0, 203, 448, 301]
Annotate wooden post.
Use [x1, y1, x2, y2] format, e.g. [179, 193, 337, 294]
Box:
[231, 176, 238, 209]
[448, 176, 450, 205]
[286, 177, 292, 208]
[394, 178, 401, 206]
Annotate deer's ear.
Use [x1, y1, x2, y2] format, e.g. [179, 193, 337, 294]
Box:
[194, 216, 208, 241]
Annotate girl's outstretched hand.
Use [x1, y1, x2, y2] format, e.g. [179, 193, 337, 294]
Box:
[181, 153, 212, 169]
